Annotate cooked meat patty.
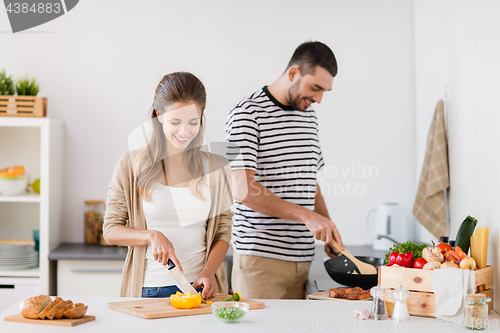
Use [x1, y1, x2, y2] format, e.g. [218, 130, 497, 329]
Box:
[328, 287, 371, 300]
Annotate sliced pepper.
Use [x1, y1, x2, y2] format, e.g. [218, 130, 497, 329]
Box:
[222, 292, 241, 302]
[170, 292, 202, 309]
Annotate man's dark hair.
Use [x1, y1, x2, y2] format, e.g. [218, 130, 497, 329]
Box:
[285, 41, 338, 77]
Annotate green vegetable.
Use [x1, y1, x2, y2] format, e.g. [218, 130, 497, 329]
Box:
[222, 292, 241, 302]
[384, 241, 428, 265]
[0, 69, 15, 95]
[455, 215, 477, 256]
[214, 307, 245, 322]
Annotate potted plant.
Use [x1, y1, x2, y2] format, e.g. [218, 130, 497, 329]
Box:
[0, 70, 46, 117]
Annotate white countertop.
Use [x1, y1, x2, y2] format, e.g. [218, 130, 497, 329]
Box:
[1, 296, 499, 332]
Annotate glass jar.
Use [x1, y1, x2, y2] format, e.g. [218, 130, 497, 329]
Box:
[84, 200, 105, 245]
[465, 293, 491, 330]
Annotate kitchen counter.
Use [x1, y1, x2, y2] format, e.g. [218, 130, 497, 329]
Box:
[48, 243, 128, 261]
[1, 296, 499, 332]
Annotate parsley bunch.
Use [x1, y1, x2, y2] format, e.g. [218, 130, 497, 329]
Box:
[384, 241, 428, 264]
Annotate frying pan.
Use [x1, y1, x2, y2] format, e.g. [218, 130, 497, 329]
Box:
[324, 255, 386, 290]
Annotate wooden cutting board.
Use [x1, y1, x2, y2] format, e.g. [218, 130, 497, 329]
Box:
[308, 291, 372, 301]
[4, 314, 95, 327]
[108, 294, 265, 319]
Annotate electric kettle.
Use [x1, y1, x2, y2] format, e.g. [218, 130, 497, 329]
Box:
[365, 203, 408, 251]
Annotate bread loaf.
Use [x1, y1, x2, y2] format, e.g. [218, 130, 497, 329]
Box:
[20, 296, 87, 320]
[19, 295, 51, 319]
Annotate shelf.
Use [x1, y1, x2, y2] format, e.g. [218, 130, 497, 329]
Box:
[0, 117, 63, 294]
[0, 266, 40, 278]
[0, 193, 41, 203]
[0, 117, 51, 128]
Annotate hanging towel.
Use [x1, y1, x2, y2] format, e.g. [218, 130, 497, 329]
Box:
[413, 100, 449, 238]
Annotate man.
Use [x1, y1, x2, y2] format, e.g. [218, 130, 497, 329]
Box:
[225, 41, 345, 299]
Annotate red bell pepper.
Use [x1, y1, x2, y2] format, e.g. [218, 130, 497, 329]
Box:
[388, 251, 414, 268]
[388, 252, 399, 266]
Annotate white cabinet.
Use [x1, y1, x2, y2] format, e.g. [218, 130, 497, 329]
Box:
[0, 117, 63, 295]
[57, 260, 124, 297]
[0, 277, 40, 313]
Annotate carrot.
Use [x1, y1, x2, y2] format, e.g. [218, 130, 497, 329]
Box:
[455, 246, 468, 259]
[447, 250, 460, 261]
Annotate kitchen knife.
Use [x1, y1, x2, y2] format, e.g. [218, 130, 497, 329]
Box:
[166, 259, 199, 296]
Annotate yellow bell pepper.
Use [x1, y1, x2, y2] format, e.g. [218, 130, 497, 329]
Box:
[170, 292, 202, 309]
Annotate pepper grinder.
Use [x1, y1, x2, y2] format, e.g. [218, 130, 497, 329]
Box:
[392, 285, 410, 322]
[370, 284, 388, 320]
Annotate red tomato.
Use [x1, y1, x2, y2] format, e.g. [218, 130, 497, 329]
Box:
[412, 258, 427, 269]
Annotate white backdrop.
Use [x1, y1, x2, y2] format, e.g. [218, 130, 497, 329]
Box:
[414, 0, 500, 312]
[2, 0, 416, 246]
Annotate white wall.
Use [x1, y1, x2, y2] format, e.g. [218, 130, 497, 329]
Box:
[414, 0, 500, 311]
[0, 0, 416, 246]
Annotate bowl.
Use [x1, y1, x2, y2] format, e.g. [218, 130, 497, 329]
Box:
[324, 255, 386, 290]
[211, 301, 249, 323]
[0, 176, 27, 196]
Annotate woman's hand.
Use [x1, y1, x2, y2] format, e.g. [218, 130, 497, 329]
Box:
[193, 269, 216, 299]
[148, 230, 183, 273]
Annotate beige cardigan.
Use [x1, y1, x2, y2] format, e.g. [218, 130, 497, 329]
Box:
[103, 151, 234, 297]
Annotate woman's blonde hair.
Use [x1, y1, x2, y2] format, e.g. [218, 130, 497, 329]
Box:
[135, 72, 208, 201]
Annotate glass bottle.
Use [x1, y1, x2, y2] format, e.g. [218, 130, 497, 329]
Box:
[370, 284, 388, 320]
[465, 294, 491, 330]
[84, 200, 105, 245]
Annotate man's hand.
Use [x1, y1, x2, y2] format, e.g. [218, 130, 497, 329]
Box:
[324, 243, 341, 258]
[303, 212, 344, 250]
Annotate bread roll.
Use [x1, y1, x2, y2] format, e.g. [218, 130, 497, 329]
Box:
[19, 295, 51, 319]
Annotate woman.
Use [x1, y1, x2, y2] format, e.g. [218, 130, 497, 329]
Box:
[103, 72, 233, 299]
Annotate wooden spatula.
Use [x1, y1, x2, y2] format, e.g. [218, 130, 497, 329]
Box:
[331, 240, 377, 275]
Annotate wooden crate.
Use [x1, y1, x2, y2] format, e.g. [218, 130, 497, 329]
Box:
[0, 96, 47, 117]
[379, 265, 494, 317]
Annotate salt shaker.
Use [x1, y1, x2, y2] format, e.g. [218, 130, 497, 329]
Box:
[392, 285, 410, 322]
[370, 284, 388, 320]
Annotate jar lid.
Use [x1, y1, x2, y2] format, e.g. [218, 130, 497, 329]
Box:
[393, 285, 409, 299]
[370, 284, 388, 298]
[84, 200, 104, 205]
[467, 293, 486, 298]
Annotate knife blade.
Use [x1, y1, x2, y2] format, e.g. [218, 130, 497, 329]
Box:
[166, 259, 199, 296]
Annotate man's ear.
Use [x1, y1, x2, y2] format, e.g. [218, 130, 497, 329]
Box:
[287, 65, 300, 82]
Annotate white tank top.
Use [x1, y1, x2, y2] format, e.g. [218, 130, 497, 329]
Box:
[142, 178, 211, 287]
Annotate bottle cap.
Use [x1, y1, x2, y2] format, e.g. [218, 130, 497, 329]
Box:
[449, 240, 455, 247]
[439, 236, 449, 243]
